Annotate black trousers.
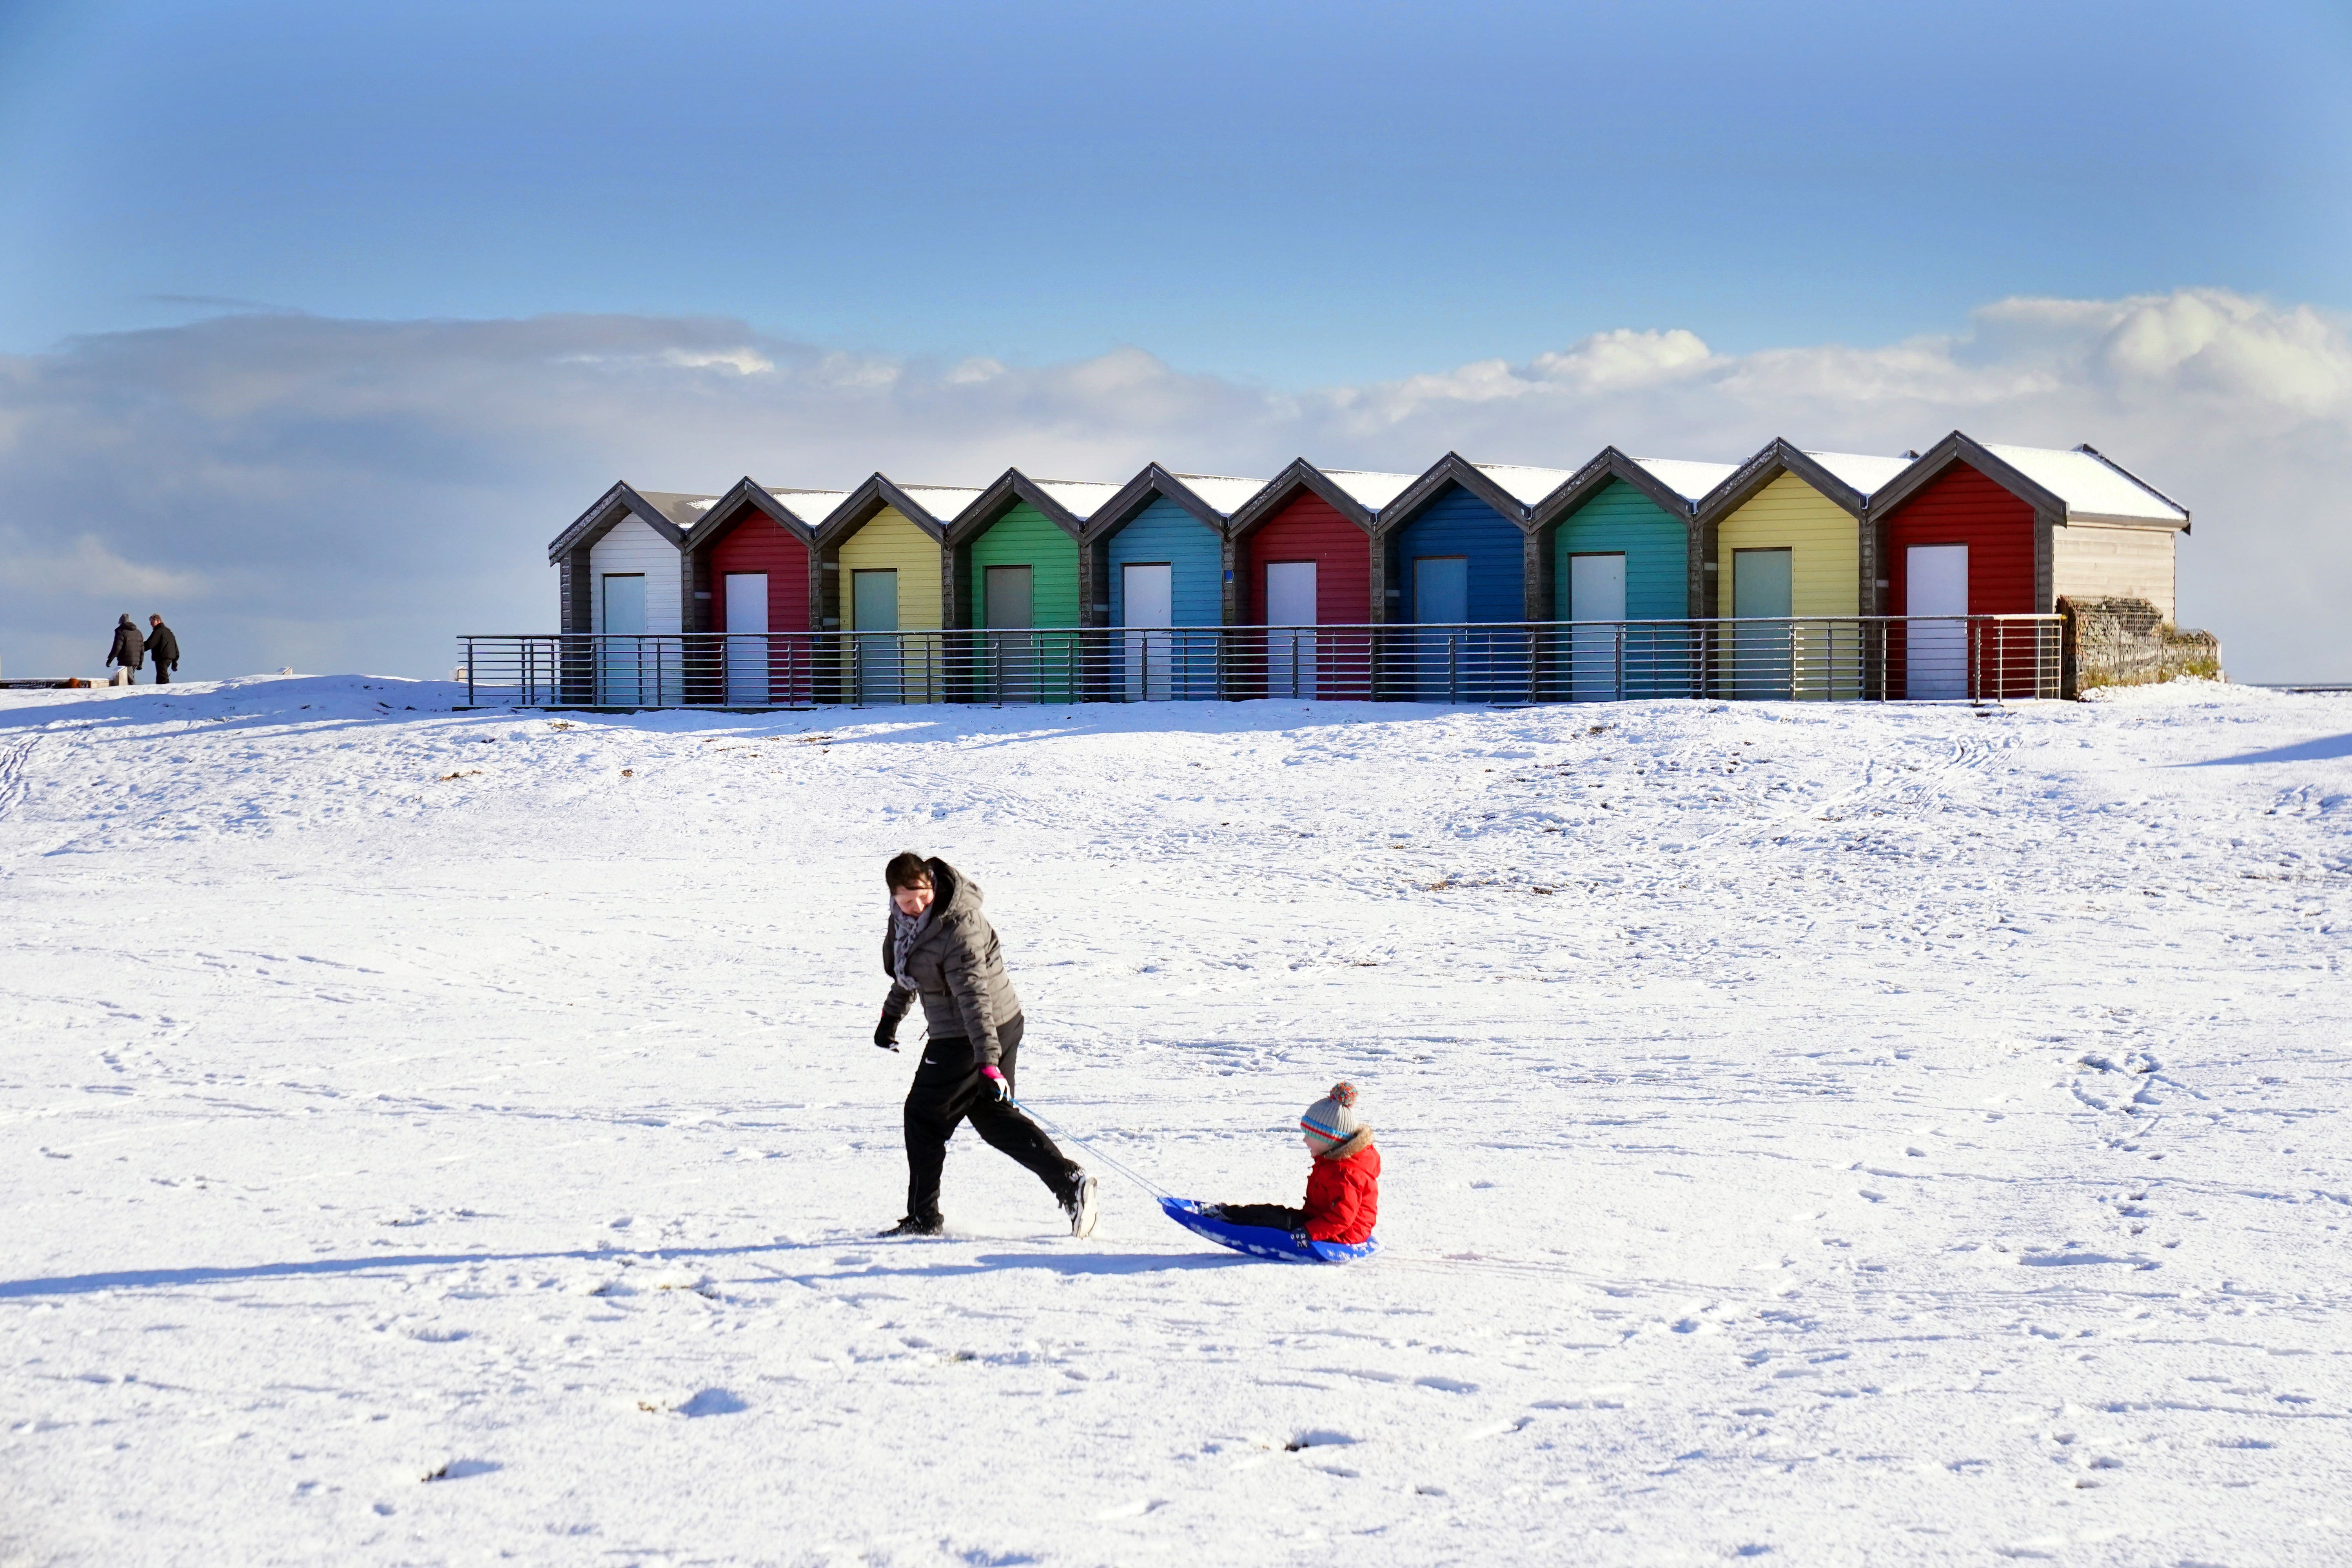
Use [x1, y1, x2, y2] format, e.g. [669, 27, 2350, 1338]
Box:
[902, 1014, 1077, 1222]
[154, 667, 170, 684]
[1217, 1203, 1305, 1231]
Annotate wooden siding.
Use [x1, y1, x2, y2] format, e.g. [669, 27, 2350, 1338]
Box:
[1106, 497, 1223, 625]
[1717, 471, 1859, 618]
[964, 503, 1080, 627]
[710, 515, 812, 633]
[1241, 492, 1372, 623]
[838, 506, 944, 631]
[1392, 485, 1525, 622]
[588, 516, 684, 633]
[2052, 524, 2176, 622]
[1552, 479, 1690, 620]
[1880, 463, 2038, 617]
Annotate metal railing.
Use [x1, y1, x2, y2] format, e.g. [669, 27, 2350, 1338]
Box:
[456, 617, 2061, 709]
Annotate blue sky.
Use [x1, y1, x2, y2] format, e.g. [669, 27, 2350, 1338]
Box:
[3, 0, 2347, 381]
[1, 0, 2349, 682]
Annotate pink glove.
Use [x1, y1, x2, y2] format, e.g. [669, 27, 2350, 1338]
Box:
[978, 1064, 1010, 1103]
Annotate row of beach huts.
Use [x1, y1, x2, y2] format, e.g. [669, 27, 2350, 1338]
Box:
[524, 431, 2193, 706]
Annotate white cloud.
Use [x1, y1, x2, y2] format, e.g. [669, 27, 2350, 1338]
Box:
[0, 289, 2343, 681]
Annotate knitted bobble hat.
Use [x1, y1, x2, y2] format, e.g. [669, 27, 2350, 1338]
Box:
[1300, 1082, 1367, 1156]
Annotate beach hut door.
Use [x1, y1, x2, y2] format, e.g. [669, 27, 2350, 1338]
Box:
[851, 569, 901, 702]
[1123, 563, 1174, 701]
[600, 573, 646, 703]
[1265, 561, 1317, 698]
[1906, 544, 1968, 700]
[1568, 553, 1626, 702]
[724, 573, 768, 704]
[984, 565, 1037, 702]
[1731, 548, 1793, 699]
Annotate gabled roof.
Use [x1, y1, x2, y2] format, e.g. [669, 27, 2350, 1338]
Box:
[811, 473, 965, 548]
[1082, 464, 1265, 541]
[942, 469, 1097, 546]
[1867, 432, 2191, 531]
[679, 478, 842, 552]
[546, 481, 712, 562]
[1227, 459, 1415, 537]
[1377, 453, 1544, 534]
[1984, 442, 2189, 527]
[1528, 448, 1706, 529]
[1696, 439, 1913, 523]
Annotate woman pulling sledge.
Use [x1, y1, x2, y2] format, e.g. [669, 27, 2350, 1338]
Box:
[871, 851, 1098, 1240]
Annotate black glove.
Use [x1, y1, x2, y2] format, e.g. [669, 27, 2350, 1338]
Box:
[873, 1009, 900, 1051]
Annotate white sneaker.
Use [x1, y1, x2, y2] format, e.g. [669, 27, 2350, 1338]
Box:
[1063, 1173, 1098, 1239]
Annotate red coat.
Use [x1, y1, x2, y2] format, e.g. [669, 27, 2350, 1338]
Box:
[1302, 1144, 1380, 1244]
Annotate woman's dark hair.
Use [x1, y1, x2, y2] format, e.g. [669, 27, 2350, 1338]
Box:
[884, 851, 934, 891]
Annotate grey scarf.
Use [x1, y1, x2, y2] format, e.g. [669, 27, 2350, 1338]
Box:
[890, 902, 931, 991]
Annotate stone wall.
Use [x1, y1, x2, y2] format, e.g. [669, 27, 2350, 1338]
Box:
[2060, 596, 2222, 697]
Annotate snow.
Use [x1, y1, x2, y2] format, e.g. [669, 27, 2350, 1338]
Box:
[1629, 457, 1737, 503]
[1318, 468, 1422, 513]
[892, 484, 986, 524]
[3, 675, 2347, 1566]
[1167, 472, 1268, 517]
[1804, 450, 1916, 497]
[1470, 462, 1579, 508]
[1984, 445, 2190, 525]
[760, 486, 853, 527]
[1032, 480, 1123, 520]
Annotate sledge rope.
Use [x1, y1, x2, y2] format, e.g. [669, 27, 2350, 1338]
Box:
[1006, 1096, 1174, 1201]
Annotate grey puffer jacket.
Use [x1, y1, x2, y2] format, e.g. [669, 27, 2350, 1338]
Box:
[881, 858, 1022, 1066]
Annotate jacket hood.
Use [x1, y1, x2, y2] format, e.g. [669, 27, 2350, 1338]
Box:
[926, 857, 982, 918]
[1314, 1126, 1376, 1163]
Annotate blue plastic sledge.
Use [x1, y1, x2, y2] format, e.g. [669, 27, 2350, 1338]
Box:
[1159, 1197, 1381, 1264]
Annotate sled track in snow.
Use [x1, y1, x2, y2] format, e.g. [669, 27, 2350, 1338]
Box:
[0, 737, 33, 822]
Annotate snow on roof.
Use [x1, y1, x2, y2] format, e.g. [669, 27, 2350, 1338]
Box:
[1803, 450, 1916, 496]
[893, 485, 985, 523]
[761, 487, 851, 526]
[1628, 458, 1737, 504]
[1319, 468, 1421, 512]
[1166, 473, 1266, 517]
[636, 490, 721, 530]
[1982, 444, 2188, 524]
[1470, 463, 1578, 507]
[1032, 480, 1122, 520]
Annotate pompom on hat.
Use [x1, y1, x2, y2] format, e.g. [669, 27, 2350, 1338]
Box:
[1300, 1082, 1372, 1157]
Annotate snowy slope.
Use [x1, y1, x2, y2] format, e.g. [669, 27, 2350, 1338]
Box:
[1, 676, 2347, 1566]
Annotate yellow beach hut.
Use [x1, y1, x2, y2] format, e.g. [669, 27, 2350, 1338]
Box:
[813, 475, 980, 702]
[1697, 441, 1915, 699]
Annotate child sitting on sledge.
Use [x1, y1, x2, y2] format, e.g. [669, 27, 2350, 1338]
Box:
[1210, 1082, 1379, 1246]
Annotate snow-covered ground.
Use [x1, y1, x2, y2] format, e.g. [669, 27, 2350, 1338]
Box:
[2, 676, 2347, 1567]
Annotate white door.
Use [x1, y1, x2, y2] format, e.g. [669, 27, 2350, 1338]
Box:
[1568, 553, 1626, 702]
[1906, 544, 1969, 699]
[601, 573, 646, 702]
[1264, 561, 1317, 698]
[724, 573, 768, 704]
[1122, 563, 1174, 701]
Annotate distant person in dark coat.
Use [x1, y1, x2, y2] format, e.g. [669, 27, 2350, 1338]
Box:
[105, 614, 143, 686]
[145, 615, 180, 683]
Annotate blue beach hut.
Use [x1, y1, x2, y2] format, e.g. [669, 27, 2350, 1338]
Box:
[1084, 466, 1264, 699]
[1374, 454, 1566, 700]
